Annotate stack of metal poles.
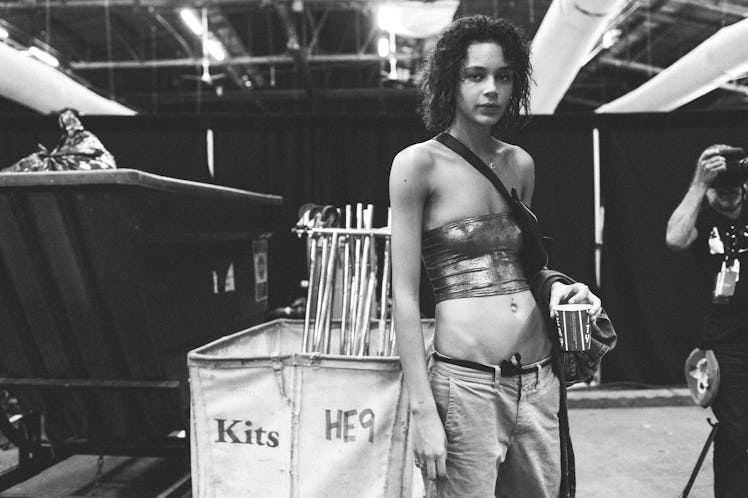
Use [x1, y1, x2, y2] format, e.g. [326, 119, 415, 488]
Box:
[294, 203, 394, 356]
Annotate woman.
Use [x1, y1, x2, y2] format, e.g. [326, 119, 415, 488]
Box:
[389, 15, 602, 497]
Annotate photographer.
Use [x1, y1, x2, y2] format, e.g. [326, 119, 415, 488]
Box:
[666, 145, 748, 497]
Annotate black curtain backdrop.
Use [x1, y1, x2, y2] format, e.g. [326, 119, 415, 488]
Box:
[516, 117, 595, 285]
[2, 110, 746, 384]
[210, 115, 429, 314]
[598, 112, 748, 384]
[209, 115, 594, 318]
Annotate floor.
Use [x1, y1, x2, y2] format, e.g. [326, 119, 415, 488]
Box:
[0, 454, 191, 497]
[0, 392, 720, 497]
[571, 405, 715, 498]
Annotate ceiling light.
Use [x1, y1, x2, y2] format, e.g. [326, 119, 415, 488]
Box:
[377, 5, 396, 31]
[180, 9, 203, 36]
[0, 26, 8, 39]
[28, 46, 59, 67]
[601, 28, 622, 49]
[205, 39, 225, 61]
[377, 37, 390, 58]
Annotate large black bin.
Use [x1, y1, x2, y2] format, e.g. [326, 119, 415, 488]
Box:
[0, 169, 283, 452]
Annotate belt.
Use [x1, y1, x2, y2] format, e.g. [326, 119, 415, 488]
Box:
[432, 351, 552, 376]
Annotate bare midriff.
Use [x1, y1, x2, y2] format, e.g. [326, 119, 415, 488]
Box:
[433, 290, 551, 365]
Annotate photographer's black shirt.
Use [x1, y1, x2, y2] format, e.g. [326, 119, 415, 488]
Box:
[694, 204, 748, 352]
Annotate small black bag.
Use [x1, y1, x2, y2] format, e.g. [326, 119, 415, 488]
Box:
[434, 132, 549, 274]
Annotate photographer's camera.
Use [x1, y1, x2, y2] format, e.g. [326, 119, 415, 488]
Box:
[712, 146, 748, 188]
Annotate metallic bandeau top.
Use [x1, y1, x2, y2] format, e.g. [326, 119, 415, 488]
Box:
[422, 212, 528, 303]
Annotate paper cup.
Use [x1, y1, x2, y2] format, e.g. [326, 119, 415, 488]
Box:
[554, 303, 593, 351]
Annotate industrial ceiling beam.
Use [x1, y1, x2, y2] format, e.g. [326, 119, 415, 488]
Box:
[70, 52, 416, 69]
[151, 8, 197, 59]
[204, 6, 261, 87]
[306, 4, 332, 54]
[106, 6, 146, 62]
[126, 85, 418, 105]
[0, 0, 400, 8]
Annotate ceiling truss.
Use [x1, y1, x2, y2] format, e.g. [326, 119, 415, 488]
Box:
[1, 0, 747, 113]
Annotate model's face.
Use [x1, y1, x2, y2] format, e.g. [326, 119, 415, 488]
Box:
[707, 186, 742, 212]
[453, 42, 513, 128]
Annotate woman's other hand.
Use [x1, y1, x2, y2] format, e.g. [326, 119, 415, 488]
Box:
[549, 282, 602, 321]
[411, 408, 448, 482]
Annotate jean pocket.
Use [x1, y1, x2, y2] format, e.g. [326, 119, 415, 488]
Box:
[429, 370, 453, 426]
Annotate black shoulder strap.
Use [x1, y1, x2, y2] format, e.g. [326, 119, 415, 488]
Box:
[435, 132, 517, 202]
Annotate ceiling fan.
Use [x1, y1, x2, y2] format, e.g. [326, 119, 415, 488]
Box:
[181, 8, 226, 87]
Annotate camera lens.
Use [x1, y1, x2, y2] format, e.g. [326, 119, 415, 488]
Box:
[712, 147, 748, 188]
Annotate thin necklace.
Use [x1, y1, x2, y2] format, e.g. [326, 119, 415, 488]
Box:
[445, 129, 497, 168]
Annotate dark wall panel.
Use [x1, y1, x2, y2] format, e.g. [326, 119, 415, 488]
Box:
[2, 110, 747, 385]
[598, 112, 748, 384]
[211, 116, 429, 312]
[517, 117, 595, 286]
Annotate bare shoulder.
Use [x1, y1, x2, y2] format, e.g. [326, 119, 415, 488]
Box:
[501, 142, 535, 174]
[389, 140, 439, 186]
[497, 141, 535, 202]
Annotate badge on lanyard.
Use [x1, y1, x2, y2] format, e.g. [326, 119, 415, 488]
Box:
[713, 259, 740, 302]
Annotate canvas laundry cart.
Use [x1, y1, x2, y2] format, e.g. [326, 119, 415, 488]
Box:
[188, 318, 435, 498]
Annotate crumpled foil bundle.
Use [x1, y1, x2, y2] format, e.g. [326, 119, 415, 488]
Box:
[3, 109, 117, 172]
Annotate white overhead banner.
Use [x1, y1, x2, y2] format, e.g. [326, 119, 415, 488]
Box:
[597, 17, 748, 113]
[530, 0, 629, 114]
[0, 41, 135, 115]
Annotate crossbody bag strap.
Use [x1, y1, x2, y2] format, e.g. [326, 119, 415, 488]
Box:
[435, 132, 515, 202]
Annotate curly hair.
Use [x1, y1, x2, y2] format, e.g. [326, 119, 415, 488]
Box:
[418, 15, 532, 137]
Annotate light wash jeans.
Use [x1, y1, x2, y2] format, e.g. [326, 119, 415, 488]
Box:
[425, 356, 561, 498]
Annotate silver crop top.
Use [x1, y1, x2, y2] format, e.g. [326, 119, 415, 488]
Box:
[421, 212, 529, 303]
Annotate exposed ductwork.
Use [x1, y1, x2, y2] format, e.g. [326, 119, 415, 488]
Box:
[596, 18, 748, 113]
[377, 0, 458, 38]
[529, 0, 630, 115]
[0, 41, 136, 115]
